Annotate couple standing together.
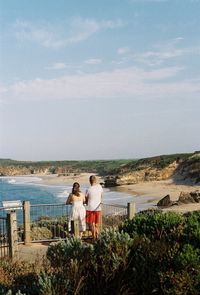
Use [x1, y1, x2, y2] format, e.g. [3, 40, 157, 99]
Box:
[66, 175, 103, 239]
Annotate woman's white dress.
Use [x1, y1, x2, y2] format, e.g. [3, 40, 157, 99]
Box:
[69, 194, 86, 232]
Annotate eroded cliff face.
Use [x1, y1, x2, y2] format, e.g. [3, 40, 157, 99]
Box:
[1, 153, 199, 185]
[104, 161, 178, 187]
[0, 165, 82, 176]
[0, 166, 46, 176]
[104, 152, 200, 187]
[175, 153, 200, 184]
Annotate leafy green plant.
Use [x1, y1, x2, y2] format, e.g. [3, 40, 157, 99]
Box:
[1, 211, 200, 294]
[120, 211, 185, 242]
[90, 229, 133, 295]
[160, 245, 200, 295]
[47, 237, 93, 269]
[184, 211, 200, 247]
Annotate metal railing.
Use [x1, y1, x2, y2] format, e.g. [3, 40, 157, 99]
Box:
[0, 207, 19, 258]
[102, 203, 128, 228]
[0, 216, 9, 258]
[0, 201, 136, 257]
[30, 203, 71, 242]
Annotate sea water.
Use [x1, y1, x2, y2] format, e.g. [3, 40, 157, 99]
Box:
[0, 176, 156, 212]
[0, 176, 134, 205]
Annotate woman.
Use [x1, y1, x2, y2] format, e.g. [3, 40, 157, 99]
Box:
[66, 182, 86, 238]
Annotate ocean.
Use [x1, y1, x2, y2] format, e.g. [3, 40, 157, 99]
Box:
[0, 176, 156, 212]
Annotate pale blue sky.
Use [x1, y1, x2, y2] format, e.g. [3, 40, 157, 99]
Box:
[0, 0, 200, 160]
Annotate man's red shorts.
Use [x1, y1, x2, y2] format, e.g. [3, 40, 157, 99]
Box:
[86, 210, 101, 224]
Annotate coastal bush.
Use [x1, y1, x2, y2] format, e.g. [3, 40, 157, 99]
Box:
[31, 226, 52, 240]
[184, 211, 200, 247]
[1, 211, 200, 294]
[159, 244, 200, 294]
[102, 214, 127, 228]
[119, 211, 185, 242]
[0, 258, 42, 295]
[0, 289, 26, 295]
[90, 229, 133, 294]
[31, 217, 69, 241]
[124, 235, 181, 294]
[46, 237, 94, 294]
[47, 237, 93, 269]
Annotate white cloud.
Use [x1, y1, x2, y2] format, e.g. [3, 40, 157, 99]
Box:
[2, 65, 199, 102]
[117, 47, 130, 55]
[84, 58, 102, 65]
[46, 62, 67, 70]
[131, 38, 200, 66]
[0, 86, 8, 94]
[14, 18, 125, 49]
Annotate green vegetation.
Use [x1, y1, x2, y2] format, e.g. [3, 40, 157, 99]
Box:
[30, 216, 69, 241]
[0, 158, 132, 176]
[110, 153, 193, 175]
[1, 152, 199, 182]
[1, 210, 200, 294]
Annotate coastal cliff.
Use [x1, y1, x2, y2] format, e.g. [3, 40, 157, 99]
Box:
[0, 159, 130, 177]
[104, 152, 200, 187]
[1, 153, 199, 186]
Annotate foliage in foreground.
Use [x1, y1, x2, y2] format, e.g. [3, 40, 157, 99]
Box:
[0, 211, 200, 294]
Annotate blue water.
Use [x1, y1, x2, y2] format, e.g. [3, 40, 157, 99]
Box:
[0, 176, 135, 206]
[0, 176, 156, 216]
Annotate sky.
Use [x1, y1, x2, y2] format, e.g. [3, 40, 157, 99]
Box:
[0, 0, 200, 161]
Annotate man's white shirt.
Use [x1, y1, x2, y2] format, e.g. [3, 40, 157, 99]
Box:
[86, 184, 103, 211]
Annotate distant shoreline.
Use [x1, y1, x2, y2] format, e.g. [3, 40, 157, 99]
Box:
[116, 179, 200, 213]
[37, 174, 200, 213]
[2, 174, 200, 213]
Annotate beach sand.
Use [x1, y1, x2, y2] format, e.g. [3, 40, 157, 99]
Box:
[38, 174, 200, 213]
[38, 173, 103, 186]
[118, 179, 200, 213]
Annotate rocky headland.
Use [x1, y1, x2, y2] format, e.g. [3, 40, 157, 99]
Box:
[104, 152, 200, 187]
[1, 152, 200, 189]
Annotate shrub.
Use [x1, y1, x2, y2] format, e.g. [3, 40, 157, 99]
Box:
[184, 211, 200, 247]
[160, 245, 200, 295]
[89, 229, 133, 295]
[47, 237, 93, 269]
[31, 226, 52, 240]
[126, 236, 181, 294]
[1, 211, 200, 294]
[120, 211, 185, 242]
[46, 237, 94, 294]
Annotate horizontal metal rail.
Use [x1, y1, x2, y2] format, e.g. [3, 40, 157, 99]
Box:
[0, 201, 132, 245]
[30, 203, 67, 207]
[102, 203, 127, 209]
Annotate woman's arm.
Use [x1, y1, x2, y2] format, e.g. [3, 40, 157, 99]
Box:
[66, 193, 72, 205]
[82, 193, 86, 205]
[85, 189, 89, 205]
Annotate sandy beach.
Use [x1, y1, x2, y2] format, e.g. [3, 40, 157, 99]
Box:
[118, 179, 200, 213]
[39, 173, 103, 186]
[38, 174, 200, 213]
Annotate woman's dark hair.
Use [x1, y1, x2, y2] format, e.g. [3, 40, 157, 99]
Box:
[72, 182, 80, 196]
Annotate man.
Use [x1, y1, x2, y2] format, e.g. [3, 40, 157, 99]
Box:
[86, 175, 103, 239]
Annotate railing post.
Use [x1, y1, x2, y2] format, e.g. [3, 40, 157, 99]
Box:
[127, 202, 136, 219]
[23, 201, 31, 244]
[7, 211, 17, 259]
[71, 220, 79, 238]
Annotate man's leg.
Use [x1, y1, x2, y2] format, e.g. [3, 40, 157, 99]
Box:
[91, 222, 96, 239]
[94, 211, 101, 239]
[86, 210, 95, 238]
